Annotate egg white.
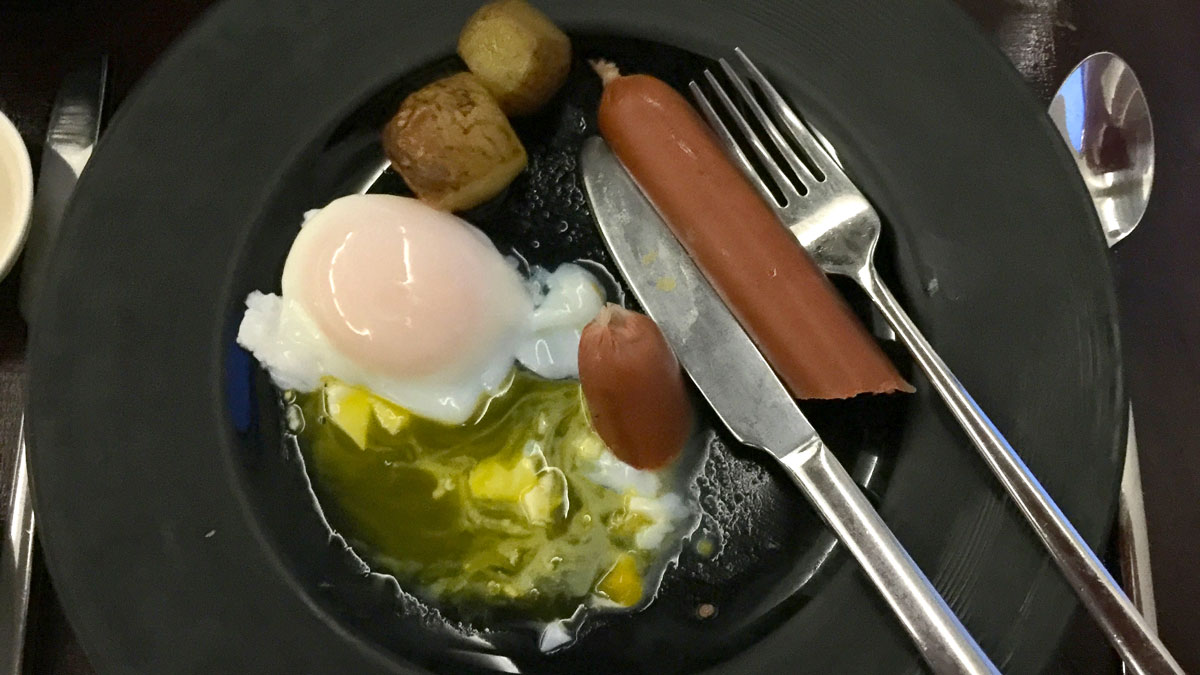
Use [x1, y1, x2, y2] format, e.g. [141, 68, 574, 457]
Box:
[239, 290, 521, 423]
[517, 264, 606, 380]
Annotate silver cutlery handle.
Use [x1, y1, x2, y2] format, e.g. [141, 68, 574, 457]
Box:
[1, 422, 35, 675]
[781, 440, 998, 675]
[858, 267, 1183, 675]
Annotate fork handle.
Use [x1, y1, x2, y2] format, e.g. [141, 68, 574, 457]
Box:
[857, 267, 1183, 675]
[780, 439, 998, 675]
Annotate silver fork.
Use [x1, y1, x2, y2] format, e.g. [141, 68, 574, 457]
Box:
[690, 48, 1182, 675]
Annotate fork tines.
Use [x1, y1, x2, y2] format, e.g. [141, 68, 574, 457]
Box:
[689, 48, 845, 207]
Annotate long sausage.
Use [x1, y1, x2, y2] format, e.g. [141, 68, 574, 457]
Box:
[596, 69, 911, 399]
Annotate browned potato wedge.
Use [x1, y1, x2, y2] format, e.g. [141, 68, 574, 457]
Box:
[457, 0, 571, 116]
[382, 72, 527, 212]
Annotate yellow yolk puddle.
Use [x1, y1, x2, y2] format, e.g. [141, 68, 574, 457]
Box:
[298, 373, 658, 622]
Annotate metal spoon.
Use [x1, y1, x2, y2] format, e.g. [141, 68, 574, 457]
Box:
[1049, 52, 1154, 248]
[1048, 52, 1157, 633]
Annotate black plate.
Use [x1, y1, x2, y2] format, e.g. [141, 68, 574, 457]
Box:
[26, 0, 1124, 673]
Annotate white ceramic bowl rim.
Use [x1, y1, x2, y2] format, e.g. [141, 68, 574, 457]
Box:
[0, 110, 35, 281]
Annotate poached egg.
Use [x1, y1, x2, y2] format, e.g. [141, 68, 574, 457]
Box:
[238, 194, 603, 423]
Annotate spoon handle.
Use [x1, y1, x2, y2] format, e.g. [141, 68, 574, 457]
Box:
[856, 265, 1183, 675]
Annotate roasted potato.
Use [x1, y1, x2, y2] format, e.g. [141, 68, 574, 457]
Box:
[382, 72, 527, 212]
[457, 0, 571, 116]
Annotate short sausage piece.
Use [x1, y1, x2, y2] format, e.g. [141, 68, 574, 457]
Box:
[597, 71, 911, 399]
[578, 304, 692, 470]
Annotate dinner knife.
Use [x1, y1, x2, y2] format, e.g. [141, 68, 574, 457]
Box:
[1, 57, 107, 675]
[581, 137, 997, 675]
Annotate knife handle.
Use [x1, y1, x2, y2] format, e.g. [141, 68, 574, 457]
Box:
[780, 440, 998, 675]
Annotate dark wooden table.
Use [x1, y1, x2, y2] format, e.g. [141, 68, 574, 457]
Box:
[2, 1, 1197, 673]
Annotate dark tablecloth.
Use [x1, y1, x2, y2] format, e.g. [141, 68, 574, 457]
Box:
[1, 0, 1197, 672]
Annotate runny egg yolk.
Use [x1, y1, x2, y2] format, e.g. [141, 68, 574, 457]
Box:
[281, 194, 531, 381]
[298, 373, 687, 624]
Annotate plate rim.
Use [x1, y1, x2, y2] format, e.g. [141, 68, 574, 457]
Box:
[25, 0, 1124, 673]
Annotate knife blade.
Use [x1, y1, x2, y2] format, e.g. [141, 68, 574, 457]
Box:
[579, 152, 811, 456]
[2, 57, 107, 675]
[580, 136, 997, 674]
[18, 56, 108, 318]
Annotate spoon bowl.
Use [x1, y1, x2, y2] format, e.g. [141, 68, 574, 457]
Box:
[1049, 52, 1154, 247]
